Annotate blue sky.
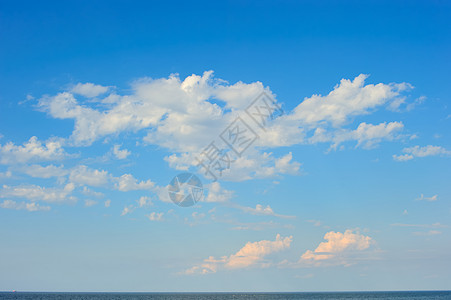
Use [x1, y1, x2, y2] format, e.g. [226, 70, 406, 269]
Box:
[0, 0, 450, 292]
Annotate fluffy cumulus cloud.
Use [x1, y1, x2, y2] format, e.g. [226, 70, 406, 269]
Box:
[0, 136, 69, 165]
[299, 230, 373, 266]
[69, 165, 110, 187]
[393, 145, 451, 161]
[1, 72, 426, 217]
[290, 74, 411, 126]
[114, 174, 154, 191]
[184, 234, 292, 274]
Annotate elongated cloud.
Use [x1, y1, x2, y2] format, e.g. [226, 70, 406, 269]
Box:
[184, 234, 292, 274]
[0, 199, 51, 212]
[393, 145, 451, 161]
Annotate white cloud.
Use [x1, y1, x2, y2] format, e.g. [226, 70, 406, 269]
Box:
[311, 122, 405, 150]
[393, 154, 414, 162]
[299, 230, 373, 266]
[114, 174, 154, 191]
[104, 199, 111, 208]
[0, 170, 12, 179]
[238, 204, 295, 219]
[71, 82, 109, 98]
[203, 182, 233, 203]
[413, 230, 441, 236]
[0, 136, 69, 165]
[168, 150, 301, 182]
[393, 145, 451, 161]
[0, 199, 51, 211]
[21, 164, 67, 178]
[81, 186, 104, 198]
[138, 196, 152, 207]
[416, 194, 438, 202]
[69, 165, 110, 187]
[84, 199, 97, 207]
[112, 144, 130, 159]
[391, 222, 447, 228]
[120, 205, 134, 216]
[37, 72, 412, 180]
[184, 234, 292, 274]
[290, 74, 411, 126]
[147, 211, 164, 221]
[306, 220, 323, 227]
[0, 183, 76, 203]
[69, 165, 154, 193]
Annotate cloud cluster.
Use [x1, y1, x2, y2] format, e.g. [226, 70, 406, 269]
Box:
[34, 72, 416, 182]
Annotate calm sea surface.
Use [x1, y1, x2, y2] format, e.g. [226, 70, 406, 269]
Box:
[0, 292, 450, 300]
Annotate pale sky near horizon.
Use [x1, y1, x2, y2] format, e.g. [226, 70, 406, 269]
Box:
[0, 0, 450, 292]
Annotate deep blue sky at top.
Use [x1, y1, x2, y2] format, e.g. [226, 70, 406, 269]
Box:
[1, 1, 450, 118]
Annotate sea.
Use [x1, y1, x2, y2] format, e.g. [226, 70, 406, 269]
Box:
[0, 292, 450, 300]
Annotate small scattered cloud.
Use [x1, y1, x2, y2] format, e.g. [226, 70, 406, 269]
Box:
[120, 205, 134, 216]
[81, 186, 104, 198]
[114, 174, 154, 191]
[147, 212, 164, 221]
[306, 220, 323, 227]
[203, 182, 233, 203]
[84, 199, 97, 207]
[416, 194, 438, 202]
[0, 170, 12, 179]
[0, 199, 50, 212]
[138, 196, 152, 207]
[112, 144, 131, 160]
[237, 204, 295, 219]
[393, 145, 451, 161]
[104, 200, 111, 208]
[70, 82, 109, 98]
